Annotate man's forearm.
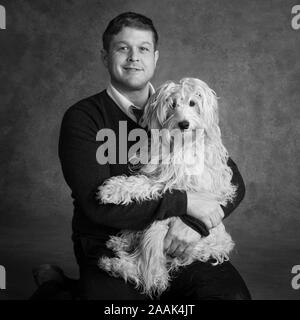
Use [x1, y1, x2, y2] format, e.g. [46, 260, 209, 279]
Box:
[181, 157, 245, 236]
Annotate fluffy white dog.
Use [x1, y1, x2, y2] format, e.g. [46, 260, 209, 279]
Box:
[96, 78, 236, 298]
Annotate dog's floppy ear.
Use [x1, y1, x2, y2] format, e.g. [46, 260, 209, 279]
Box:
[183, 78, 219, 126]
[139, 95, 160, 130]
[140, 81, 176, 130]
[199, 80, 219, 126]
[191, 78, 221, 140]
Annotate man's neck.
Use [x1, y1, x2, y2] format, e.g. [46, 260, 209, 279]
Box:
[111, 82, 150, 108]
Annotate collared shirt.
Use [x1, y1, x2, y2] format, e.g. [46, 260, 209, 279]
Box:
[106, 82, 155, 123]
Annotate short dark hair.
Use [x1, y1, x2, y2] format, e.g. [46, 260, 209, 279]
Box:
[102, 12, 159, 51]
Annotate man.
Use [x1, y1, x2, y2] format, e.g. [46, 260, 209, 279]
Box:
[37, 12, 250, 300]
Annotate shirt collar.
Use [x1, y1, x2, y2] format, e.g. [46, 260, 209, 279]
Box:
[106, 82, 155, 122]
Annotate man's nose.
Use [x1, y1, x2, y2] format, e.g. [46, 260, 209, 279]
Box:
[128, 48, 139, 62]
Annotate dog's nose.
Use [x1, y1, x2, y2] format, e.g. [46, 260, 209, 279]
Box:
[178, 121, 190, 130]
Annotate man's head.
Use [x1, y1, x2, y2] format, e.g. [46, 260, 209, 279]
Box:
[102, 12, 159, 93]
[102, 12, 159, 52]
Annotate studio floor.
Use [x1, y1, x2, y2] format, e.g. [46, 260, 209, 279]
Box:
[0, 216, 299, 300]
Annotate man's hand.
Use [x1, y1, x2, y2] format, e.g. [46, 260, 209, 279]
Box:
[186, 192, 224, 230]
[163, 218, 201, 259]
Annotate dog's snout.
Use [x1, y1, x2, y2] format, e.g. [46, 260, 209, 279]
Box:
[178, 121, 190, 130]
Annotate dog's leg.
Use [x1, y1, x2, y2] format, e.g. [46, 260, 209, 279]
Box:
[98, 220, 173, 299]
[97, 175, 164, 205]
[138, 219, 172, 298]
[164, 223, 234, 276]
[105, 231, 142, 252]
[98, 255, 142, 289]
[185, 223, 234, 265]
[98, 231, 144, 290]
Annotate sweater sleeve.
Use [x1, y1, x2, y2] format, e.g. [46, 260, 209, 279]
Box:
[58, 106, 187, 231]
[221, 157, 246, 219]
[179, 157, 245, 236]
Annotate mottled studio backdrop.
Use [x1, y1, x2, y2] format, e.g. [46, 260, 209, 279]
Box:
[0, 0, 299, 299]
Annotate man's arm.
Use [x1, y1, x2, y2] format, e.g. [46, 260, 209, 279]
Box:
[180, 157, 246, 235]
[165, 158, 246, 257]
[58, 105, 187, 231]
[221, 157, 246, 218]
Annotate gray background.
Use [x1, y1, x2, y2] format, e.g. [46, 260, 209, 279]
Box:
[0, 0, 299, 299]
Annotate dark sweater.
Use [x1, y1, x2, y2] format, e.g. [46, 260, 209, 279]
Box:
[58, 90, 245, 243]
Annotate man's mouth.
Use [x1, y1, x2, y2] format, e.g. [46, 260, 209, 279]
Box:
[123, 67, 143, 72]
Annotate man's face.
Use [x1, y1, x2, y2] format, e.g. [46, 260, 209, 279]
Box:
[102, 27, 159, 92]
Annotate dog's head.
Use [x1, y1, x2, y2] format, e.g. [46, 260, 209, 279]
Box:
[140, 78, 219, 138]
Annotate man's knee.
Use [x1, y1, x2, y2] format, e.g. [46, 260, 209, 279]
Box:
[229, 290, 251, 300]
[192, 262, 252, 300]
[192, 285, 251, 300]
[221, 263, 252, 300]
[163, 261, 252, 300]
[79, 265, 147, 300]
[222, 285, 252, 300]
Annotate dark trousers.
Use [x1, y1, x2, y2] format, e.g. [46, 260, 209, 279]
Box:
[75, 236, 251, 300]
[79, 261, 251, 300]
[30, 235, 251, 300]
[29, 276, 78, 300]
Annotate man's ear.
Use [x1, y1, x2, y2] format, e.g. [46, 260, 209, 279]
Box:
[101, 49, 108, 68]
[154, 50, 159, 66]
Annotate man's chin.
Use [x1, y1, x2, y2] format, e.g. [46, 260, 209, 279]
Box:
[122, 80, 150, 92]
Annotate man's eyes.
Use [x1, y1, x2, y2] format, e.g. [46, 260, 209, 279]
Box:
[118, 46, 129, 51]
[117, 46, 150, 52]
[140, 47, 150, 52]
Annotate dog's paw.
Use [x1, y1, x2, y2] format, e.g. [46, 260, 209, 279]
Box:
[96, 176, 133, 205]
[96, 175, 158, 205]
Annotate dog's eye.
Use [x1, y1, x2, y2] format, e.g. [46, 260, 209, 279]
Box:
[171, 101, 177, 109]
[189, 100, 195, 107]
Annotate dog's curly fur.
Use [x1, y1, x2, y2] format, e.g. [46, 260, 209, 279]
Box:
[96, 78, 236, 298]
